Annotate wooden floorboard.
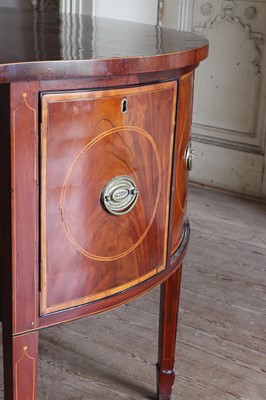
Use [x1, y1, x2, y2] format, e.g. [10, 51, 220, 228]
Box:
[1, 185, 266, 399]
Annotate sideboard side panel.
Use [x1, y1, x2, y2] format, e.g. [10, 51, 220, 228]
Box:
[171, 72, 194, 254]
[10, 82, 39, 334]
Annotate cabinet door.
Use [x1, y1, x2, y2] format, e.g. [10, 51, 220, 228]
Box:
[40, 81, 177, 314]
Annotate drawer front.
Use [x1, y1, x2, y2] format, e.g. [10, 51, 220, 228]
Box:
[40, 81, 177, 314]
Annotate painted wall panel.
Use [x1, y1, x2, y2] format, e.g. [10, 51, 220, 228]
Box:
[93, 0, 158, 24]
[163, 0, 266, 199]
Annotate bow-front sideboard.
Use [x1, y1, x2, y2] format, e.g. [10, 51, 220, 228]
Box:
[0, 7, 208, 400]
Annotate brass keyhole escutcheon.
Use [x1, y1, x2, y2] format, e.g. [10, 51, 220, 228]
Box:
[121, 98, 128, 113]
[101, 176, 139, 216]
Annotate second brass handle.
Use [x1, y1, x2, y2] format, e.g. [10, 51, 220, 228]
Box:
[185, 141, 194, 171]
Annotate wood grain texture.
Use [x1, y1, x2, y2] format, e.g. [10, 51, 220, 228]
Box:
[1, 185, 264, 399]
[10, 82, 39, 334]
[170, 72, 194, 256]
[1, 330, 38, 400]
[0, 8, 208, 83]
[157, 267, 183, 400]
[13, 333, 38, 400]
[40, 81, 177, 314]
[0, 13, 208, 397]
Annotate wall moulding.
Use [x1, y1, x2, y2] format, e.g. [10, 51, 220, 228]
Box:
[192, 132, 264, 155]
[161, 0, 266, 197]
[191, 0, 265, 153]
[193, 2, 263, 74]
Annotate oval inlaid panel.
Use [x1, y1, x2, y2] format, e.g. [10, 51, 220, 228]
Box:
[60, 126, 161, 261]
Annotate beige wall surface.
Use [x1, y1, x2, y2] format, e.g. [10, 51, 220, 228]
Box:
[163, 0, 266, 200]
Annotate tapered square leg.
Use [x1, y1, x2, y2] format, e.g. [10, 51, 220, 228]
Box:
[157, 266, 182, 400]
[2, 328, 38, 400]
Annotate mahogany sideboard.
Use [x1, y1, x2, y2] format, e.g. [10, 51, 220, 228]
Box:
[0, 8, 208, 400]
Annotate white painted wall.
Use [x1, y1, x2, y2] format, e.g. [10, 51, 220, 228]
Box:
[60, 0, 93, 14]
[93, 0, 158, 24]
[60, 0, 158, 24]
[163, 0, 266, 200]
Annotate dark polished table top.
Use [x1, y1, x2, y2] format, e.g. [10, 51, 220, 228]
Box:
[0, 7, 208, 82]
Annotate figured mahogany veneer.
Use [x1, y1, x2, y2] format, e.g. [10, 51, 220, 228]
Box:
[0, 8, 208, 400]
[41, 82, 177, 314]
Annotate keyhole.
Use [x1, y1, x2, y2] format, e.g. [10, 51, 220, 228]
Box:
[121, 98, 128, 114]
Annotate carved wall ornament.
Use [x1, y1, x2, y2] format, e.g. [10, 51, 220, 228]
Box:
[222, 0, 237, 15]
[244, 6, 257, 20]
[194, 4, 263, 74]
[200, 3, 213, 16]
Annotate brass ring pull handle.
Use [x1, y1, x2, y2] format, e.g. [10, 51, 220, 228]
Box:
[101, 175, 139, 216]
[185, 140, 194, 171]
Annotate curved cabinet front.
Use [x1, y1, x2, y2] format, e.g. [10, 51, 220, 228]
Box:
[171, 72, 194, 255]
[40, 81, 178, 314]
